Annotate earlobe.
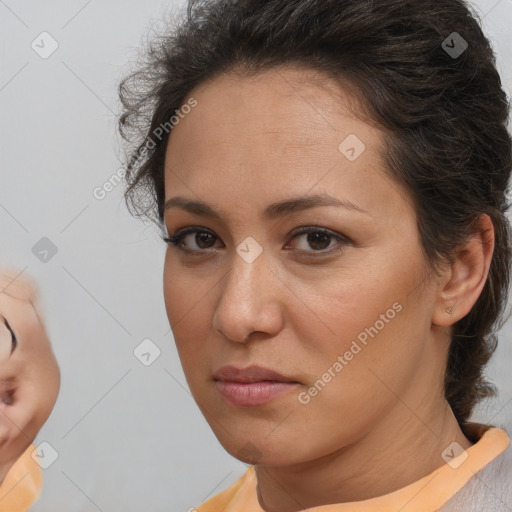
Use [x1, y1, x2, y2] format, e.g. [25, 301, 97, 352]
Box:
[432, 214, 495, 328]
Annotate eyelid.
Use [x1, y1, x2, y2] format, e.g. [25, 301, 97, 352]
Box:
[288, 225, 349, 241]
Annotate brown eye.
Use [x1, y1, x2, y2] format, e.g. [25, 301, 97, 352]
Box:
[285, 227, 351, 257]
[194, 232, 216, 249]
[163, 227, 222, 253]
[306, 231, 332, 250]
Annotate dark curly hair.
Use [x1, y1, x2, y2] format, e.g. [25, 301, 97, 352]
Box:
[118, 0, 512, 426]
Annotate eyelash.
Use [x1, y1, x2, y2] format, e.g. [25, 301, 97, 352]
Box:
[161, 226, 350, 258]
[3, 317, 17, 352]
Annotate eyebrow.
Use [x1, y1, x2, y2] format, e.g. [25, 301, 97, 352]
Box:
[163, 193, 369, 220]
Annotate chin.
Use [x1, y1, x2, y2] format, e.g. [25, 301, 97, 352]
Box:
[212, 428, 305, 467]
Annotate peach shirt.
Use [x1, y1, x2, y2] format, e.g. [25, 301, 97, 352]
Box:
[0, 444, 42, 511]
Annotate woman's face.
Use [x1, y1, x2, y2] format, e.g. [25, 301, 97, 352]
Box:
[162, 66, 446, 466]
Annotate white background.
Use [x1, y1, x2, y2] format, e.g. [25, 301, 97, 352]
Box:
[0, 1, 511, 510]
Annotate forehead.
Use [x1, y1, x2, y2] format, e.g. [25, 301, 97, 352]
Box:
[172, 65, 372, 139]
[165, 66, 383, 175]
[162, 65, 414, 222]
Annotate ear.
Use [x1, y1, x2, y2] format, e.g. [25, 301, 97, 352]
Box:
[432, 214, 495, 327]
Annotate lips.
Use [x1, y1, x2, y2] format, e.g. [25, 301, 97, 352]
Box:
[212, 365, 297, 383]
[212, 365, 299, 407]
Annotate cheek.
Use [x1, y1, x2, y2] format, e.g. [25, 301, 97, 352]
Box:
[282, 304, 424, 461]
[163, 252, 218, 321]
[163, 257, 215, 366]
[292, 259, 429, 397]
[288, 265, 408, 356]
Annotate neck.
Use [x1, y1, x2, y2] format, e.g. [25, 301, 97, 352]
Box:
[254, 400, 473, 512]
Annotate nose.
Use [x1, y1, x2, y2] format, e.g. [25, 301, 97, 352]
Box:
[212, 250, 285, 343]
